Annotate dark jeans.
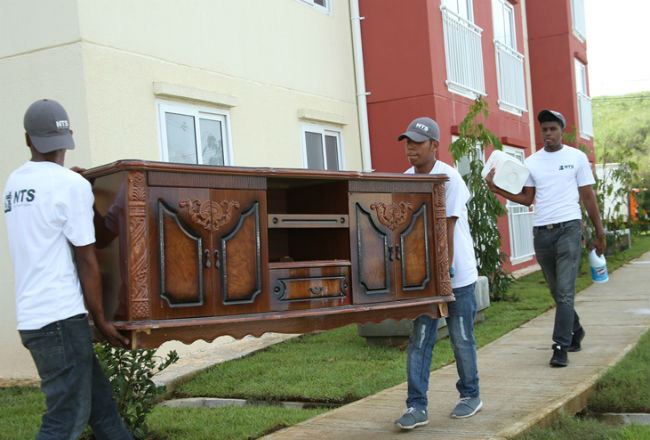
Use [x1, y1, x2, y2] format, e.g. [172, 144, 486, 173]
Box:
[406, 282, 479, 410]
[20, 314, 132, 440]
[533, 219, 583, 348]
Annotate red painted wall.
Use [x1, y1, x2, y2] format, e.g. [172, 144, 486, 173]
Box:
[360, 0, 537, 273]
[526, 0, 595, 160]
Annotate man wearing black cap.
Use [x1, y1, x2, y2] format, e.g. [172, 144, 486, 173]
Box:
[3, 99, 132, 439]
[486, 109, 605, 367]
[394, 117, 482, 430]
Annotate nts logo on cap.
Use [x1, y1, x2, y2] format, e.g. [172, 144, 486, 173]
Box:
[415, 123, 429, 132]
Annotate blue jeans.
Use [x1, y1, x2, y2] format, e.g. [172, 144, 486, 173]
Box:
[406, 282, 479, 410]
[20, 314, 132, 440]
[533, 219, 583, 348]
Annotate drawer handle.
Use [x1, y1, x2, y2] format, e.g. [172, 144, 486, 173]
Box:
[308, 286, 324, 296]
[395, 244, 401, 260]
[204, 250, 211, 268]
[214, 250, 221, 270]
[388, 245, 394, 261]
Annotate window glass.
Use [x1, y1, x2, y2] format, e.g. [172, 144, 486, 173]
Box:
[324, 134, 339, 171]
[575, 59, 588, 95]
[199, 118, 224, 166]
[165, 112, 197, 164]
[305, 131, 325, 170]
[492, 0, 516, 49]
[443, 0, 473, 21]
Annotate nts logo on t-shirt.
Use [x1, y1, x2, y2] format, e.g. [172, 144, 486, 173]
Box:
[4, 189, 36, 213]
[559, 164, 575, 171]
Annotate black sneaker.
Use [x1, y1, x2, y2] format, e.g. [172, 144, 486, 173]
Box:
[568, 328, 585, 352]
[550, 344, 568, 367]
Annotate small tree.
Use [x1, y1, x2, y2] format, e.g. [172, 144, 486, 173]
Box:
[449, 97, 514, 301]
[92, 344, 179, 439]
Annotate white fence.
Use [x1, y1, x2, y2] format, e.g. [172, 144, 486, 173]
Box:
[495, 41, 527, 112]
[441, 6, 486, 96]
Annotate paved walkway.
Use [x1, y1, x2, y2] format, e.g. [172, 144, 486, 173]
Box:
[261, 252, 650, 439]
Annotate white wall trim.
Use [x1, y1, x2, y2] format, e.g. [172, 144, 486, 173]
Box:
[153, 82, 239, 108]
[297, 108, 348, 125]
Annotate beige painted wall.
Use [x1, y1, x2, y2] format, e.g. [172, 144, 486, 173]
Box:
[1, 0, 362, 379]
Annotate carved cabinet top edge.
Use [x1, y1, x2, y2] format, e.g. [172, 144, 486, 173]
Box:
[83, 159, 449, 184]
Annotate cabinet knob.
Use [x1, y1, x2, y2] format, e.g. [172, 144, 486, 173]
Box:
[395, 244, 401, 261]
[388, 245, 394, 261]
[204, 250, 211, 268]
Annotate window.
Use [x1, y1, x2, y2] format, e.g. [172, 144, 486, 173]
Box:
[492, 0, 526, 114]
[442, 0, 474, 21]
[301, 123, 343, 170]
[571, 0, 587, 41]
[574, 59, 594, 138]
[503, 146, 534, 263]
[157, 100, 233, 166]
[298, 0, 330, 14]
[440, 0, 486, 98]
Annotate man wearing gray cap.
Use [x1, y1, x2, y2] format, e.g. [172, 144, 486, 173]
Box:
[394, 117, 482, 430]
[486, 109, 605, 367]
[3, 99, 132, 439]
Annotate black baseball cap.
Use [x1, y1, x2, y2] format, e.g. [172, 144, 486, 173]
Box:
[24, 99, 75, 153]
[537, 109, 566, 128]
[398, 117, 440, 142]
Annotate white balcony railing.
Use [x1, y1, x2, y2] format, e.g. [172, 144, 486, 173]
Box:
[441, 6, 486, 97]
[577, 92, 594, 137]
[495, 41, 527, 113]
[507, 203, 535, 262]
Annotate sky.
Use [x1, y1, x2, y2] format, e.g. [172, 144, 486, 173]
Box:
[585, 0, 650, 97]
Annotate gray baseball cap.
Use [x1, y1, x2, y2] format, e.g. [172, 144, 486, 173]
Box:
[537, 109, 566, 128]
[398, 117, 440, 142]
[24, 99, 75, 153]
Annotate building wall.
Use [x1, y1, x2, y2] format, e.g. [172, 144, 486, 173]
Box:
[360, 0, 536, 272]
[526, 0, 594, 159]
[0, 0, 362, 379]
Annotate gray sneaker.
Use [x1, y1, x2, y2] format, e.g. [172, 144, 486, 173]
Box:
[395, 407, 428, 430]
[450, 396, 483, 418]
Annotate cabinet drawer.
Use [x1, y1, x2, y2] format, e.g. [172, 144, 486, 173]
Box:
[269, 264, 351, 311]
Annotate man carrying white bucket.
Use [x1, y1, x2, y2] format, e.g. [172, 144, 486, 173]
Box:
[485, 109, 605, 368]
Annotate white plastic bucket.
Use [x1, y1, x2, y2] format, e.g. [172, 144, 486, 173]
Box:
[588, 248, 609, 283]
[481, 150, 530, 194]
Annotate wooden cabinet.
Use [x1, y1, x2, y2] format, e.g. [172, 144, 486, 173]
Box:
[87, 161, 452, 349]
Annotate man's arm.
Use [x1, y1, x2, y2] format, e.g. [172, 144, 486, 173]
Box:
[485, 169, 535, 206]
[447, 216, 457, 269]
[73, 244, 129, 348]
[579, 185, 606, 256]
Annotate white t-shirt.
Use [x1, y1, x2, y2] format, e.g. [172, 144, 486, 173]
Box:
[3, 161, 95, 330]
[405, 161, 478, 289]
[524, 145, 595, 227]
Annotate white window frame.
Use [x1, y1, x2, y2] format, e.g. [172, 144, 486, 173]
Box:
[297, 0, 331, 14]
[442, 0, 474, 22]
[300, 122, 344, 171]
[156, 99, 234, 166]
[571, 0, 587, 41]
[574, 58, 594, 139]
[492, 0, 527, 115]
[503, 145, 534, 263]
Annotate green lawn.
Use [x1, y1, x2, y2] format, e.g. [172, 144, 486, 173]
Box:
[2, 235, 648, 439]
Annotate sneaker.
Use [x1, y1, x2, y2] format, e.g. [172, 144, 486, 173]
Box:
[450, 396, 483, 418]
[568, 327, 585, 352]
[395, 407, 428, 430]
[550, 344, 568, 367]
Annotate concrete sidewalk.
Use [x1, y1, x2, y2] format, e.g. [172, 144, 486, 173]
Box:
[262, 252, 650, 439]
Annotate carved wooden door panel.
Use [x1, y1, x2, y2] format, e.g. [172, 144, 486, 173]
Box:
[390, 193, 436, 300]
[349, 193, 393, 304]
[349, 193, 436, 304]
[149, 187, 215, 319]
[209, 189, 268, 316]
